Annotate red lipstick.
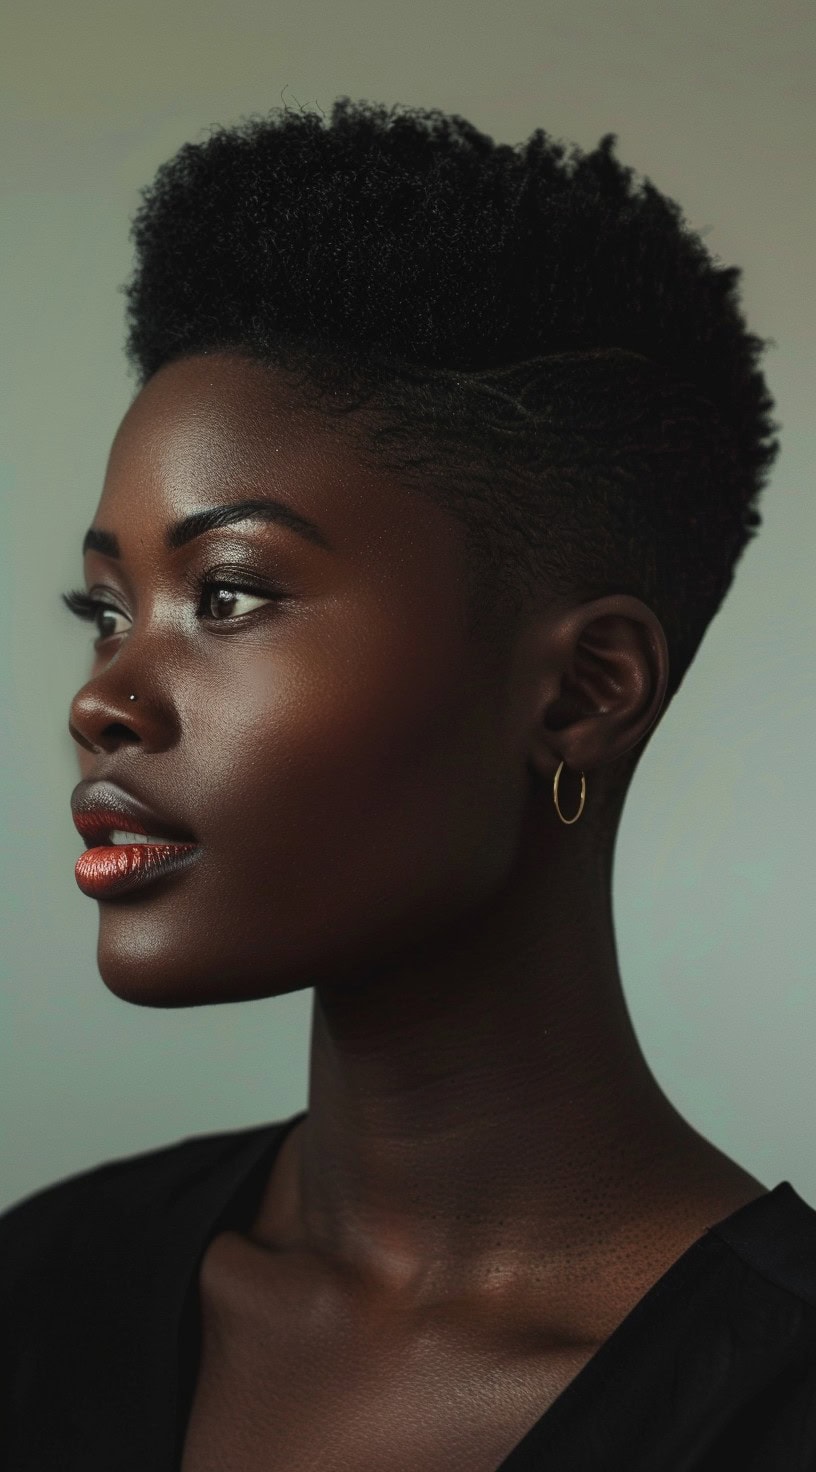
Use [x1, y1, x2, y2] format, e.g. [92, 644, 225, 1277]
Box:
[71, 783, 201, 899]
[74, 835, 201, 899]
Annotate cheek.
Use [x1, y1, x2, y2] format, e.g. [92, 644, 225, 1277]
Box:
[92, 614, 520, 1006]
[211, 637, 479, 861]
[183, 633, 514, 981]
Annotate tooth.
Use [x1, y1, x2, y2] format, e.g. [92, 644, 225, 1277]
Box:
[109, 830, 171, 845]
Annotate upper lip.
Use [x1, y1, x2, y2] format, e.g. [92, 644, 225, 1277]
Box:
[70, 780, 199, 847]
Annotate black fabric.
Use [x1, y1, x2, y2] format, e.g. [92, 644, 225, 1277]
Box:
[2, 1110, 816, 1470]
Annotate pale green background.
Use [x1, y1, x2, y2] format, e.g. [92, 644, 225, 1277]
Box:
[2, 0, 814, 1213]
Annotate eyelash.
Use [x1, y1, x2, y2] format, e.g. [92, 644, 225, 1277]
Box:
[61, 575, 283, 644]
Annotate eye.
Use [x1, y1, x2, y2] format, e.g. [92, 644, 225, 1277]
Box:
[61, 576, 282, 646]
[61, 590, 131, 641]
[200, 581, 273, 620]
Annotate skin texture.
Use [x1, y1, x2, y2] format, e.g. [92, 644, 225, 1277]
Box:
[69, 352, 765, 1465]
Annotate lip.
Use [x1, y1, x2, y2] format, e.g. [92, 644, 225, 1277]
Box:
[74, 842, 202, 899]
[70, 779, 202, 899]
[71, 779, 198, 847]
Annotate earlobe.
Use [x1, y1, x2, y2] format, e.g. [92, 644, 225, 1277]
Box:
[523, 593, 669, 803]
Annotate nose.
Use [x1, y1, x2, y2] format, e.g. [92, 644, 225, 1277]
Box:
[68, 680, 174, 755]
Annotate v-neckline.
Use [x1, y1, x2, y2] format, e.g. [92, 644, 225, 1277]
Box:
[168, 1113, 785, 1470]
[491, 1215, 718, 1465]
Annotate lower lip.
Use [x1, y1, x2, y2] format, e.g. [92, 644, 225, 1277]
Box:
[74, 842, 202, 899]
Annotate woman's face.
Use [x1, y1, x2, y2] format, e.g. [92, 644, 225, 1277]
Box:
[68, 352, 532, 1006]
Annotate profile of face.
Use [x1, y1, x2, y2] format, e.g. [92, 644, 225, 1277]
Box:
[68, 352, 550, 1008]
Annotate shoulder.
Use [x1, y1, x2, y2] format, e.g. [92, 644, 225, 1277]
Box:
[0, 1121, 277, 1300]
[0, 1116, 295, 1462]
[708, 1180, 816, 1312]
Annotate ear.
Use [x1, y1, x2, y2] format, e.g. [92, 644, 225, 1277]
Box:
[524, 593, 670, 787]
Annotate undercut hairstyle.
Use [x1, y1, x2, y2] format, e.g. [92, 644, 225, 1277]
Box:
[123, 97, 780, 819]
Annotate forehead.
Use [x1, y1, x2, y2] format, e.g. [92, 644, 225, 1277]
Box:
[99, 352, 465, 573]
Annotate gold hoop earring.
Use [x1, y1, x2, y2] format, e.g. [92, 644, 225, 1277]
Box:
[553, 760, 586, 825]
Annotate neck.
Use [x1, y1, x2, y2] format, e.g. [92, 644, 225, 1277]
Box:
[252, 830, 756, 1314]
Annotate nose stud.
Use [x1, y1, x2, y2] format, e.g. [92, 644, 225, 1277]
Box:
[128, 694, 138, 702]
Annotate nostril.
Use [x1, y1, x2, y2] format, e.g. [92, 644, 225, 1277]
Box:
[67, 721, 97, 754]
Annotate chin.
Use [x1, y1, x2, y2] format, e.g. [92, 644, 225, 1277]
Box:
[94, 918, 313, 1008]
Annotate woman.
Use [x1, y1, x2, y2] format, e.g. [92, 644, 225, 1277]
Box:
[2, 98, 813, 1470]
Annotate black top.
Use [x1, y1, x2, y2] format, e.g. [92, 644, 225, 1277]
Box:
[2, 1109, 816, 1470]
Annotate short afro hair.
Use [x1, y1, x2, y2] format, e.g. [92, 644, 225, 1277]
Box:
[123, 96, 780, 793]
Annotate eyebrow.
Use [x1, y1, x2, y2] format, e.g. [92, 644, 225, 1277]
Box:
[82, 498, 332, 559]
